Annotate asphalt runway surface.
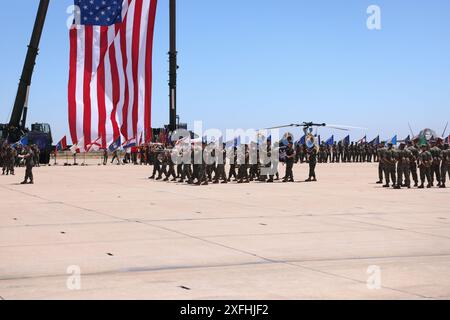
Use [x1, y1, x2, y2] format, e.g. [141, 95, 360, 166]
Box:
[1, 161, 449, 299]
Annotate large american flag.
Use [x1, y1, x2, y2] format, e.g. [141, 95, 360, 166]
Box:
[68, 0, 157, 149]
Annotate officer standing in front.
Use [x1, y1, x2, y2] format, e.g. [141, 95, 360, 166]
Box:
[283, 142, 295, 182]
[19, 145, 35, 184]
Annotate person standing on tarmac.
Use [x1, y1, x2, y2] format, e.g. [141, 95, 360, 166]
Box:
[19, 145, 35, 184]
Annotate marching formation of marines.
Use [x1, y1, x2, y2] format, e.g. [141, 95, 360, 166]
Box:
[140, 140, 379, 167]
[145, 139, 322, 185]
[376, 140, 449, 189]
[1, 137, 449, 189]
[141, 138, 449, 188]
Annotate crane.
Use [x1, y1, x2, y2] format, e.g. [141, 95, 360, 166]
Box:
[1, 0, 53, 163]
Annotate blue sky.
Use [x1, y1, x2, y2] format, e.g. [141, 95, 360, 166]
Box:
[0, 0, 449, 143]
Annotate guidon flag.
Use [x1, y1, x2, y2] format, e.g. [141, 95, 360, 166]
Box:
[56, 136, 68, 151]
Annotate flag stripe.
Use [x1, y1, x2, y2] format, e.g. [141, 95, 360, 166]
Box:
[131, 0, 144, 139]
[125, 0, 136, 140]
[114, 25, 126, 142]
[83, 26, 93, 148]
[68, 28, 78, 145]
[109, 25, 121, 142]
[103, 27, 115, 148]
[68, 0, 157, 148]
[75, 27, 85, 144]
[119, 9, 130, 141]
[145, 0, 157, 143]
[138, 0, 151, 143]
[90, 26, 101, 145]
[97, 26, 108, 146]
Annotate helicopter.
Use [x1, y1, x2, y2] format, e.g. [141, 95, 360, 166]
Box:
[263, 122, 366, 149]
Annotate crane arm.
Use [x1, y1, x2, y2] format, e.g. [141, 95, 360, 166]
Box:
[9, 0, 50, 129]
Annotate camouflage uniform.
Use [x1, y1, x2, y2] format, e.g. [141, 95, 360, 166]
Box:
[383, 146, 397, 187]
[158, 151, 168, 180]
[186, 146, 197, 184]
[367, 144, 374, 162]
[306, 148, 318, 181]
[237, 146, 250, 183]
[249, 146, 260, 181]
[194, 145, 208, 185]
[1, 145, 6, 175]
[205, 148, 216, 182]
[179, 148, 193, 183]
[21, 147, 35, 184]
[32, 145, 40, 167]
[5, 146, 16, 175]
[318, 144, 326, 163]
[407, 145, 419, 187]
[360, 144, 367, 162]
[11, 147, 17, 172]
[149, 147, 162, 179]
[349, 143, 355, 162]
[418, 148, 432, 188]
[228, 147, 238, 181]
[430, 145, 442, 187]
[376, 145, 386, 184]
[111, 150, 121, 165]
[283, 144, 295, 182]
[326, 145, 331, 163]
[396, 146, 411, 188]
[103, 149, 108, 165]
[440, 145, 449, 188]
[331, 143, 338, 163]
[164, 150, 177, 181]
[213, 147, 227, 184]
[337, 142, 343, 163]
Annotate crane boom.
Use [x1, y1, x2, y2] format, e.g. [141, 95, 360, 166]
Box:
[9, 0, 50, 129]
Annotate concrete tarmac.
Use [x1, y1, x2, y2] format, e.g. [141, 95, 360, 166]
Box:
[0, 161, 449, 299]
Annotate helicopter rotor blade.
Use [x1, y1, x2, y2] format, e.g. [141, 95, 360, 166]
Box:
[325, 126, 350, 131]
[263, 124, 299, 130]
[326, 124, 367, 131]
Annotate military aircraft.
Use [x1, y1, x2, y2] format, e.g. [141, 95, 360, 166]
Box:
[408, 122, 449, 144]
[263, 122, 366, 149]
[260, 122, 366, 163]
